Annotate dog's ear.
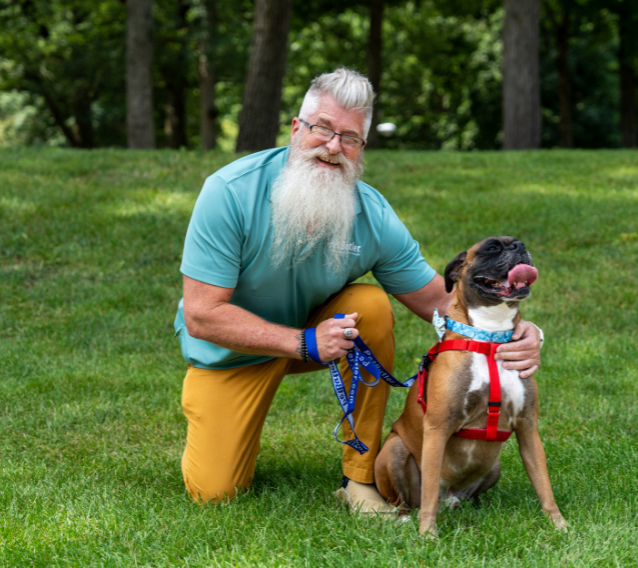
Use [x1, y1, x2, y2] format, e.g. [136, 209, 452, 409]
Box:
[444, 251, 467, 293]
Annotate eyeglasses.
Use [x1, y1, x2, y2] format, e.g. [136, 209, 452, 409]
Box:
[299, 118, 365, 149]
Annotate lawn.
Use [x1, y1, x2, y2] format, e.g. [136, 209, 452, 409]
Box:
[0, 147, 637, 567]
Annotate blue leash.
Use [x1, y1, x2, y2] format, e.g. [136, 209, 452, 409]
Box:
[304, 313, 416, 455]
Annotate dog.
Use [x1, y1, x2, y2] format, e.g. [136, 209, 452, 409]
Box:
[374, 236, 566, 537]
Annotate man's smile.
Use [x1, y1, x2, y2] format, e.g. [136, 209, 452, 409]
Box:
[316, 155, 341, 168]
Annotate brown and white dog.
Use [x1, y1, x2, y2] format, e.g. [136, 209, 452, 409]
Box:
[374, 237, 566, 537]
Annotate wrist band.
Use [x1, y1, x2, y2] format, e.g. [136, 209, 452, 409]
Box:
[304, 328, 323, 364]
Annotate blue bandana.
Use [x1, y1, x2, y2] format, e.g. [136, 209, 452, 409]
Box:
[432, 309, 513, 343]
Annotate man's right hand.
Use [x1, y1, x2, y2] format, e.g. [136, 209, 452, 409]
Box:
[314, 312, 360, 363]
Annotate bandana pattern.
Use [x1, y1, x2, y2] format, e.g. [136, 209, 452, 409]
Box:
[432, 308, 513, 343]
[432, 308, 447, 341]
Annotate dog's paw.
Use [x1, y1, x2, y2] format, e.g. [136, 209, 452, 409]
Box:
[418, 523, 438, 540]
[443, 495, 460, 510]
[552, 514, 569, 532]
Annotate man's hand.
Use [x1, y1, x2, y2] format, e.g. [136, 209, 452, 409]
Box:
[314, 312, 359, 363]
[494, 320, 542, 378]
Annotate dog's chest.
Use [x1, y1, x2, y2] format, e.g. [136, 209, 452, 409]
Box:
[463, 305, 525, 424]
[466, 354, 525, 425]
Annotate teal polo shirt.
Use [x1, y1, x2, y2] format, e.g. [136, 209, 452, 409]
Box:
[174, 146, 436, 369]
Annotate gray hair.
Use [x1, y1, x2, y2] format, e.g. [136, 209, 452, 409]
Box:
[298, 68, 375, 139]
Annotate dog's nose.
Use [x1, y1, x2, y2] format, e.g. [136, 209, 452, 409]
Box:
[508, 241, 525, 252]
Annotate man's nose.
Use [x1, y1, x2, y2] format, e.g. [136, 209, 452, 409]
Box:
[325, 134, 342, 153]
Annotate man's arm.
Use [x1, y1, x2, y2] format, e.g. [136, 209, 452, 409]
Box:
[392, 274, 542, 379]
[182, 275, 359, 363]
[392, 274, 452, 323]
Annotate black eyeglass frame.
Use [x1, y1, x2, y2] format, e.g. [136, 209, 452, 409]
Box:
[298, 118, 366, 148]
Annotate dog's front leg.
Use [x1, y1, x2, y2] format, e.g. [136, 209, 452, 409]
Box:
[515, 422, 567, 531]
[419, 424, 449, 538]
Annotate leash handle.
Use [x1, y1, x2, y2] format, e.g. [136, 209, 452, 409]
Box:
[303, 320, 371, 454]
[305, 314, 417, 455]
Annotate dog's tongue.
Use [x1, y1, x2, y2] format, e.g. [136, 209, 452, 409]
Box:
[508, 264, 538, 289]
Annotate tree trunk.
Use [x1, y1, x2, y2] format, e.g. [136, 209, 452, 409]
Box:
[164, 84, 188, 148]
[200, 0, 217, 151]
[236, 0, 292, 152]
[72, 98, 95, 149]
[30, 73, 77, 147]
[126, 0, 156, 149]
[163, 0, 189, 149]
[555, 9, 572, 148]
[502, 0, 541, 149]
[365, 0, 384, 149]
[618, 20, 636, 148]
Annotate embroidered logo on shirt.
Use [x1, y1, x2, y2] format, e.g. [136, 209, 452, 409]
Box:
[331, 242, 362, 256]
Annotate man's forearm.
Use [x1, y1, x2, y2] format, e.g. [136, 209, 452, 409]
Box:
[185, 301, 304, 360]
[392, 274, 453, 323]
[181, 275, 357, 363]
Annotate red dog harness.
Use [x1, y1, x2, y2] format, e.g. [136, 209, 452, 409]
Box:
[417, 339, 513, 442]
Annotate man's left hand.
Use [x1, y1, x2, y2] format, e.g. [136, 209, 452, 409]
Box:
[494, 320, 542, 378]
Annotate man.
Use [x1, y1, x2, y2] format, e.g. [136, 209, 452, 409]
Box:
[174, 68, 541, 513]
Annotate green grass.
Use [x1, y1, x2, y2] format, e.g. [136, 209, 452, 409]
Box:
[1, 147, 637, 567]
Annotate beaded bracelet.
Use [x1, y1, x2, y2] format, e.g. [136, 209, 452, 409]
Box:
[300, 330, 309, 362]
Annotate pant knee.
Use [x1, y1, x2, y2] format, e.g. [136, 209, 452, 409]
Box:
[346, 284, 394, 332]
[184, 470, 249, 504]
[182, 452, 252, 504]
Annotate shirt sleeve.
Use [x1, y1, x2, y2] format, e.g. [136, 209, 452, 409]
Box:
[371, 202, 436, 295]
[180, 175, 243, 289]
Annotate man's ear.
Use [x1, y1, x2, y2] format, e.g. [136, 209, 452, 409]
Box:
[290, 117, 301, 139]
[444, 251, 467, 293]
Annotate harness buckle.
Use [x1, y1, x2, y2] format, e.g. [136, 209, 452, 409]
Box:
[418, 353, 428, 373]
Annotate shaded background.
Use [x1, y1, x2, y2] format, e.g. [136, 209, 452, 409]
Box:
[0, 0, 636, 152]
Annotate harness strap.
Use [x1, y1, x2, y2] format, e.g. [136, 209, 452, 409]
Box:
[417, 339, 512, 442]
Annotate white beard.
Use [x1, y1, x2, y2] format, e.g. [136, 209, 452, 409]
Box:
[270, 135, 363, 273]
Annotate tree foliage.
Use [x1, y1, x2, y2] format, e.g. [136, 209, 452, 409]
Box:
[0, 0, 126, 147]
[0, 0, 636, 149]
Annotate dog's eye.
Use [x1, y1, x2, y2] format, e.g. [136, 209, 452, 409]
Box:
[487, 245, 499, 252]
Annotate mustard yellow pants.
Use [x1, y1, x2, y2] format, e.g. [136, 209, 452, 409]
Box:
[181, 283, 395, 502]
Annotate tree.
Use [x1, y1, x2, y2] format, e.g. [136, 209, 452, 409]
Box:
[584, 0, 638, 148]
[126, 0, 156, 149]
[1, 0, 633, 150]
[543, 0, 574, 148]
[365, 0, 384, 149]
[617, 20, 636, 147]
[236, 0, 292, 152]
[0, 0, 126, 148]
[614, 3, 638, 148]
[156, 0, 190, 149]
[502, 0, 541, 149]
[199, 0, 217, 150]
[539, 1, 622, 148]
